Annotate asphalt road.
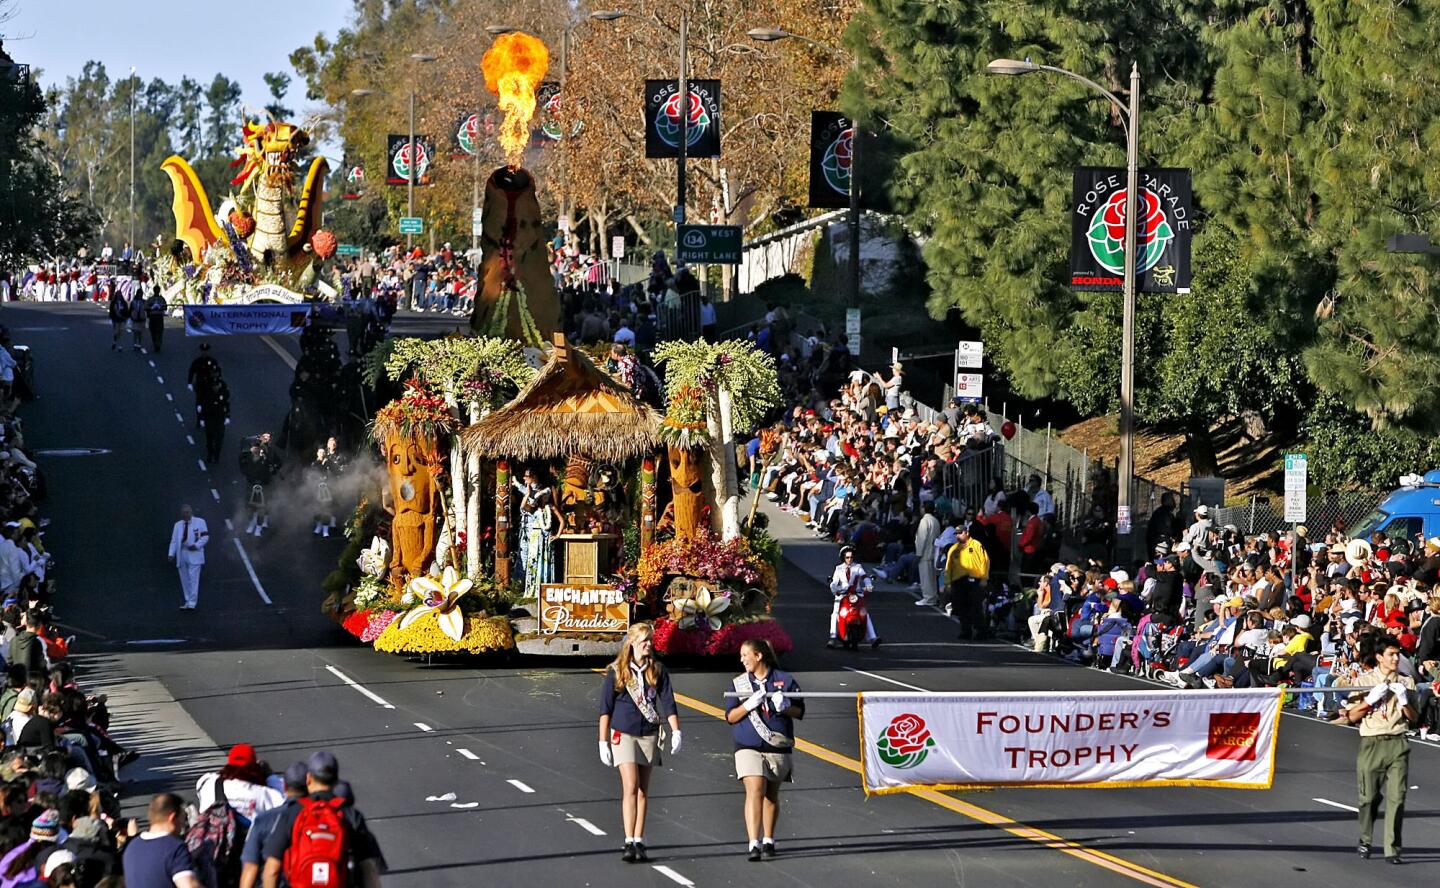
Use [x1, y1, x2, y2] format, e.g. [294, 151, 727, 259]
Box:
[6, 300, 1434, 886]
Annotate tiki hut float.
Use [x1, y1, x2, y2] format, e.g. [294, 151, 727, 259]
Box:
[465, 334, 660, 655]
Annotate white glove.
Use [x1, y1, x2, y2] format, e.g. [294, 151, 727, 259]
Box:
[742, 689, 766, 712]
[1389, 682, 1409, 702]
[669, 730, 682, 755]
[598, 740, 613, 767]
[224, 418, 231, 426]
[187, 384, 193, 392]
[1364, 684, 1389, 706]
[768, 690, 786, 711]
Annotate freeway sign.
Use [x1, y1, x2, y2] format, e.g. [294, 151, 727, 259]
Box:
[336, 244, 361, 257]
[398, 216, 424, 235]
[677, 224, 742, 264]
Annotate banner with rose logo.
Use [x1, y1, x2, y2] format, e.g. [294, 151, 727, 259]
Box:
[386, 134, 436, 187]
[859, 688, 1281, 794]
[809, 111, 853, 209]
[644, 79, 721, 159]
[1070, 167, 1192, 293]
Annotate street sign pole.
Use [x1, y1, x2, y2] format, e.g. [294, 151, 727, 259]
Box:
[1284, 453, 1308, 595]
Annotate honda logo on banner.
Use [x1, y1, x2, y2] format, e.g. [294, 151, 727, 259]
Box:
[1070, 167, 1192, 293]
[644, 79, 721, 159]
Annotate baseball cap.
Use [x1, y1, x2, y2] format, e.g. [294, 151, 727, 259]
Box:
[307, 751, 339, 784]
[1290, 614, 1312, 630]
[282, 761, 309, 791]
[64, 767, 97, 793]
[227, 743, 257, 768]
[41, 850, 74, 878]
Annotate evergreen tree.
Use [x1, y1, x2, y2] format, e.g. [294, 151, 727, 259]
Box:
[204, 74, 242, 155]
[262, 71, 293, 121]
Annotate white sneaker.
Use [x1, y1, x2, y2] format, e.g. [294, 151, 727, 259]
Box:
[915, 599, 936, 607]
[944, 604, 954, 617]
[322, 526, 330, 538]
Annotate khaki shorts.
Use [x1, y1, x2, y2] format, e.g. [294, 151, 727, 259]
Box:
[735, 748, 792, 783]
[612, 731, 662, 767]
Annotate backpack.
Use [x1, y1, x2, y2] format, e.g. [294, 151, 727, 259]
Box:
[285, 797, 352, 888]
[185, 788, 245, 887]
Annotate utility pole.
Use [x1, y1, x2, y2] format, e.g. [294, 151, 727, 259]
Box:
[129, 66, 136, 252]
[1115, 61, 1141, 562]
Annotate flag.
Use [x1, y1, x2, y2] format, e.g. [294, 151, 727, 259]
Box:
[644, 79, 720, 159]
[1070, 167, 1193, 293]
[809, 111, 852, 209]
[386, 134, 436, 186]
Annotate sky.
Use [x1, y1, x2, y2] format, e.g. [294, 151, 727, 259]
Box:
[1, 0, 354, 113]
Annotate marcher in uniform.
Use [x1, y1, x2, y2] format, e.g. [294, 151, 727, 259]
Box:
[199, 377, 230, 465]
[597, 622, 681, 863]
[725, 638, 804, 861]
[145, 287, 167, 353]
[166, 505, 208, 610]
[188, 343, 221, 427]
[128, 289, 147, 351]
[1341, 635, 1417, 865]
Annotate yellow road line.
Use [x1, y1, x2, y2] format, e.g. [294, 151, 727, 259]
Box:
[672, 690, 1197, 888]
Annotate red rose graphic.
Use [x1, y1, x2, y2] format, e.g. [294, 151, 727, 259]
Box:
[883, 713, 932, 755]
[1100, 189, 1165, 244]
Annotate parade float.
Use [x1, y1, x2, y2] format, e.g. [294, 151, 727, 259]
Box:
[321, 32, 790, 659]
[154, 118, 339, 304]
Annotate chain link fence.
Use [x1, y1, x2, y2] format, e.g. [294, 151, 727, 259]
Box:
[1212, 491, 1380, 538]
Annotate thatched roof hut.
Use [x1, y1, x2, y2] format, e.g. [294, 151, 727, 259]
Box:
[463, 334, 660, 462]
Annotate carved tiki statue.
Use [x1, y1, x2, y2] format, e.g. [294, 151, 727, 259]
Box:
[384, 430, 441, 583]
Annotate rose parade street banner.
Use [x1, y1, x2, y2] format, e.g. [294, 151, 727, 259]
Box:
[183, 304, 312, 336]
[809, 111, 852, 209]
[859, 689, 1282, 794]
[386, 134, 435, 186]
[644, 79, 721, 159]
[1070, 167, 1192, 293]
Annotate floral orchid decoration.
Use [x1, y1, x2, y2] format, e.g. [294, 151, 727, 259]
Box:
[399, 565, 473, 641]
[668, 584, 730, 631]
[356, 536, 390, 578]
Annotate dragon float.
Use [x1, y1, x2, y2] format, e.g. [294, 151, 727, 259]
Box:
[157, 118, 337, 304]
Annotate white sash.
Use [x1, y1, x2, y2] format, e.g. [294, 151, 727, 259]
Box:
[624, 665, 662, 725]
[733, 673, 792, 749]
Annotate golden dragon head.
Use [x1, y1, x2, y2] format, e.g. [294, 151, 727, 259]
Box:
[230, 119, 310, 192]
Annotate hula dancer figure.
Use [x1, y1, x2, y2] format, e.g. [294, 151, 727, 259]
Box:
[515, 467, 559, 597]
[597, 623, 681, 863]
[726, 638, 804, 861]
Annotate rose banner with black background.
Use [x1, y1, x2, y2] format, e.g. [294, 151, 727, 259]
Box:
[644, 79, 721, 159]
[1070, 167, 1193, 293]
[859, 689, 1281, 794]
[809, 111, 852, 209]
[386, 134, 436, 186]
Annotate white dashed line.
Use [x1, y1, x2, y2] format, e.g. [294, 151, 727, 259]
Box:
[652, 866, 694, 886]
[324, 664, 395, 709]
[210, 488, 220, 502]
[842, 666, 932, 693]
[231, 538, 273, 605]
[165, 393, 173, 402]
[186, 435, 195, 445]
[156, 375, 164, 384]
[566, 816, 606, 836]
[506, 779, 535, 794]
[456, 748, 480, 761]
[1313, 797, 1359, 812]
[174, 412, 185, 423]
[414, 722, 433, 732]
[147, 360, 155, 368]
[197, 459, 207, 472]
[224, 519, 234, 531]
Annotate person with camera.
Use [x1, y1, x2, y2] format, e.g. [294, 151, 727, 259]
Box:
[1340, 635, 1418, 865]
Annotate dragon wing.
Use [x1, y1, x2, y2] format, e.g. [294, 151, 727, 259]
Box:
[160, 156, 224, 261]
[288, 156, 330, 257]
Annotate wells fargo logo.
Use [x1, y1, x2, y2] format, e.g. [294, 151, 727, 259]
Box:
[1206, 712, 1261, 761]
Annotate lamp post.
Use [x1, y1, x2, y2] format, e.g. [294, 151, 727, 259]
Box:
[406, 53, 438, 259]
[746, 27, 859, 309]
[593, 9, 690, 229]
[987, 57, 1142, 560]
[128, 66, 136, 254]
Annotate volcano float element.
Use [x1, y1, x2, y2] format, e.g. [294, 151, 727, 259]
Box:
[470, 166, 560, 341]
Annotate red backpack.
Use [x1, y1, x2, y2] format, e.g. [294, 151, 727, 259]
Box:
[284, 797, 352, 888]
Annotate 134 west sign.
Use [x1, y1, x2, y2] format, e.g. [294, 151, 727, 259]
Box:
[1070, 167, 1192, 293]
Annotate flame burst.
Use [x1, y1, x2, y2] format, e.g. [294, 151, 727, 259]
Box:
[481, 32, 550, 167]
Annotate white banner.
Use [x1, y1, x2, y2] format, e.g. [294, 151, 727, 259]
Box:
[860, 689, 1282, 794]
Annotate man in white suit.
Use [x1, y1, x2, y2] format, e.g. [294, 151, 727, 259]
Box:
[167, 504, 209, 610]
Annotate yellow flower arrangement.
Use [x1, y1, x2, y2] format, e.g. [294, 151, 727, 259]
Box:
[373, 613, 515, 655]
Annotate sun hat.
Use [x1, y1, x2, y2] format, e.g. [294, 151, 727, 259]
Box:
[14, 689, 35, 713]
[64, 767, 97, 793]
[1345, 538, 1373, 567]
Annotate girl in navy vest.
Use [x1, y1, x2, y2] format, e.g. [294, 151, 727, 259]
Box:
[725, 638, 804, 860]
[598, 622, 680, 862]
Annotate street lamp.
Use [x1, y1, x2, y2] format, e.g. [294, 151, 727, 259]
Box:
[593, 9, 690, 229]
[988, 57, 1142, 560]
[746, 27, 859, 309]
[406, 53, 438, 263]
